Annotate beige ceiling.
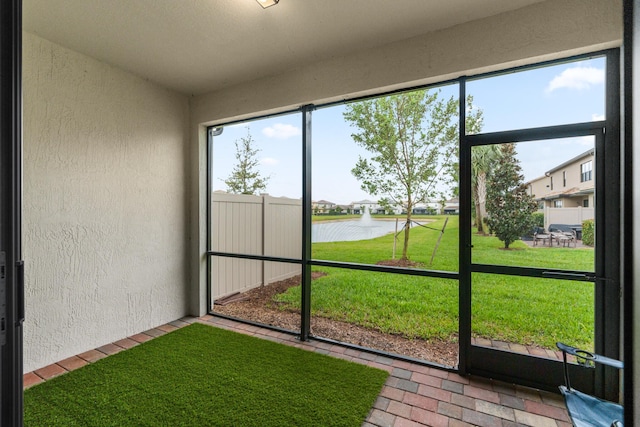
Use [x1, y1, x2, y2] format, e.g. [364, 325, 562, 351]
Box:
[23, 0, 546, 96]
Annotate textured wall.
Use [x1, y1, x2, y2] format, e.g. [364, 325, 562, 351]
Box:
[22, 32, 190, 372]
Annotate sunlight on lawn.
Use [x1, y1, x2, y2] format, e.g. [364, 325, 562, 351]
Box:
[279, 216, 595, 350]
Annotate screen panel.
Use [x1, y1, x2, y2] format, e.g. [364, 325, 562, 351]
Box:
[466, 57, 605, 134]
[471, 273, 594, 359]
[210, 113, 302, 258]
[311, 84, 461, 272]
[471, 137, 595, 273]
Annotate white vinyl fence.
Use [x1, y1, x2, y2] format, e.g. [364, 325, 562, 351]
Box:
[544, 206, 594, 229]
[211, 193, 301, 301]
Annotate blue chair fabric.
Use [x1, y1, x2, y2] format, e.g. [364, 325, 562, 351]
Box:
[559, 385, 623, 427]
[556, 342, 624, 427]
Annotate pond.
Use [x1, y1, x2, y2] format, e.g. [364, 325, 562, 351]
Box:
[312, 219, 401, 243]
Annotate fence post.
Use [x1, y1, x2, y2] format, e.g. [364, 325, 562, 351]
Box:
[262, 195, 267, 287]
[544, 205, 550, 230]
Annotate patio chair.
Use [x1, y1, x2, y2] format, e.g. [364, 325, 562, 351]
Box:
[533, 228, 551, 246]
[556, 342, 624, 427]
[555, 230, 577, 248]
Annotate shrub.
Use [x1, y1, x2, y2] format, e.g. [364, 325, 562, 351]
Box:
[531, 212, 544, 228]
[485, 144, 538, 248]
[582, 219, 595, 246]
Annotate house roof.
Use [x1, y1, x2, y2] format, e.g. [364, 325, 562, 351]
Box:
[537, 186, 594, 200]
[546, 148, 595, 174]
[22, 0, 546, 96]
[525, 148, 596, 185]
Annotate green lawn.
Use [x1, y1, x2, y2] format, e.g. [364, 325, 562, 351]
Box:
[277, 216, 595, 350]
[25, 324, 388, 427]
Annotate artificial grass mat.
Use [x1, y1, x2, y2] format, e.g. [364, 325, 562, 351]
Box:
[24, 322, 389, 426]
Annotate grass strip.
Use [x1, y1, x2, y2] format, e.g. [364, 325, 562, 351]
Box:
[285, 216, 595, 349]
[25, 323, 389, 427]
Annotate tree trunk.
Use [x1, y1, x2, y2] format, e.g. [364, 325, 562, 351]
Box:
[402, 213, 411, 260]
[476, 172, 488, 233]
[474, 192, 483, 233]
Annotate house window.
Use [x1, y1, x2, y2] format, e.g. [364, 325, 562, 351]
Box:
[563, 171, 566, 187]
[554, 200, 563, 208]
[581, 160, 593, 182]
[583, 199, 589, 208]
[550, 176, 553, 190]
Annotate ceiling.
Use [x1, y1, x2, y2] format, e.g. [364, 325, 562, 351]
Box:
[23, 0, 546, 96]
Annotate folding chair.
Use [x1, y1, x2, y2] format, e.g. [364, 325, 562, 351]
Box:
[556, 342, 624, 427]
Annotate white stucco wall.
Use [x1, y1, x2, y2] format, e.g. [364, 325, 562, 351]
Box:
[189, 0, 623, 315]
[22, 32, 190, 372]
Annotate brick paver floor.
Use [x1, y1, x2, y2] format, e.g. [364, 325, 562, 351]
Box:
[24, 315, 571, 426]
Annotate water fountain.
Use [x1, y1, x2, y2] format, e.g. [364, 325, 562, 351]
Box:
[311, 206, 398, 243]
[361, 206, 372, 224]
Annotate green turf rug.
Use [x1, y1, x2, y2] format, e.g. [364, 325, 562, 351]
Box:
[24, 322, 389, 426]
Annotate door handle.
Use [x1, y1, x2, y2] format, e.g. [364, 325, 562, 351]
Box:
[541, 271, 594, 281]
[16, 260, 24, 325]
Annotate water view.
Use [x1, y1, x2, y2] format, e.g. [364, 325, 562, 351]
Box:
[312, 209, 405, 243]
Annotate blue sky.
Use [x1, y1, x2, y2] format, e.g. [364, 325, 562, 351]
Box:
[211, 56, 605, 205]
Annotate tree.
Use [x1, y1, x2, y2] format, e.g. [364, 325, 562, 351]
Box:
[472, 144, 502, 234]
[443, 95, 484, 198]
[378, 197, 394, 215]
[224, 129, 269, 195]
[485, 143, 538, 249]
[344, 89, 464, 260]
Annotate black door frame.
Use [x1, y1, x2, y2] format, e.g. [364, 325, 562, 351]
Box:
[458, 49, 621, 399]
[0, 0, 24, 425]
[460, 124, 607, 394]
[622, 1, 635, 425]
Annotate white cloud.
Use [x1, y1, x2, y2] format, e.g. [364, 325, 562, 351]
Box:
[261, 157, 279, 166]
[545, 66, 605, 93]
[576, 136, 595, 147]
[556, 135, 594, 147]
[262, 123, 301, 139]
[592, 113, 605, 121]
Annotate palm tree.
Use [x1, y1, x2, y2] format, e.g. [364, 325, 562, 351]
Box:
[471, 144, 502, 234]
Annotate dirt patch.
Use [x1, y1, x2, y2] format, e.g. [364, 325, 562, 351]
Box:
[214, 274, 458, 367]
[376, 259, 425, 268]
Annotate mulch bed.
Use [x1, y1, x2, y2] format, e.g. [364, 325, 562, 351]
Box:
[214, 273, 459, 366]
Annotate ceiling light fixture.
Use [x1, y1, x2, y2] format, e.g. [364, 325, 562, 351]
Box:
[256, 0, 279, 8]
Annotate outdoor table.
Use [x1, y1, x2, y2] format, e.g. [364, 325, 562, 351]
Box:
[551, 231, 575, 247]
[533, 233, 552, 246]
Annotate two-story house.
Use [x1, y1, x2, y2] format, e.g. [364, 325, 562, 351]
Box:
[525, 149, 595, 227]
[312, 200, 336, 215]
